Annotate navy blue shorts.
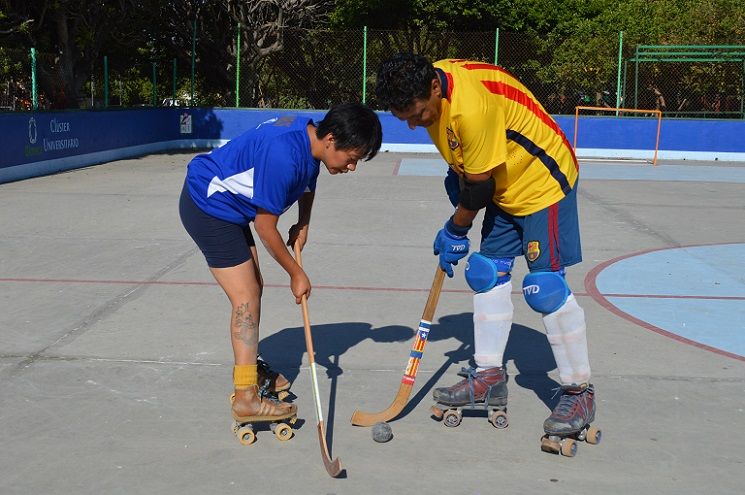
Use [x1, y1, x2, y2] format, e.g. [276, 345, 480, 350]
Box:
[479, 183, 582, 273]
[179, 181, 255, 268]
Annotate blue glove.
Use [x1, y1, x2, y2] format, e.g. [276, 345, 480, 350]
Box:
[444, 168, 461, 208]
[433, 217, 470, 277]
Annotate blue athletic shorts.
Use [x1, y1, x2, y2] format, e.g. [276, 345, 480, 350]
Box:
[478, 183, 581, 272]
[179, 181, 255, 268]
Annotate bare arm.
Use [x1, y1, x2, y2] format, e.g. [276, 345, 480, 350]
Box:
[287, 191, 315, 249]
[254, 208, 310, 303]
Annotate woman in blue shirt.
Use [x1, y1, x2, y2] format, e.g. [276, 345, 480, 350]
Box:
[179, 103, 382, 425]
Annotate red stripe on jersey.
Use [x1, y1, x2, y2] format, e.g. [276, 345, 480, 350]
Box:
[481, 80, 579, 171]
[445, 72, 454, 101]
[463, 63, 516, 79]
[548, 204, 559, 271]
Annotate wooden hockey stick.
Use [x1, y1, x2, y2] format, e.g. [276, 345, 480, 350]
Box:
[351, 265, 445, 426]
[294, 243, 343, 478]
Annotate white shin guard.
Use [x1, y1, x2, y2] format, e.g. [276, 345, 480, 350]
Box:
[473, 282, 514, 369]
[542, 294, 591, 385]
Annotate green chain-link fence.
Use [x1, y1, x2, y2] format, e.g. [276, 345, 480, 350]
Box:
[2, 28, 743, 118]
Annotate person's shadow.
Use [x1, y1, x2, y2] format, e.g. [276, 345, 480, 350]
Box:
[259, 321, 412, 455]
[394, 312, 562, 418]
[260, 311, 562, 434]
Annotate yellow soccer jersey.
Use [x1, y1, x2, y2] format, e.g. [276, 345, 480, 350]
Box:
[428, 59, 578, 216]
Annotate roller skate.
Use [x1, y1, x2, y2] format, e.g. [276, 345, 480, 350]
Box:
[540, 383, 601, 457]
[430, 366, 509, 429]
[230, 383, 298, 445]
[257, 356, 291, 400]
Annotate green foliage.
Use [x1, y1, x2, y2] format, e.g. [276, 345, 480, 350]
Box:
[529, 0, 744, 89]
[330, 0, 519, 31]
[1, 0, 744, 113]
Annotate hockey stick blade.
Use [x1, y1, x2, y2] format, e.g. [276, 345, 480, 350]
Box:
[350, 382, 413, 426]
[318, 421, 343, 477]
[351, 266, 445, 426]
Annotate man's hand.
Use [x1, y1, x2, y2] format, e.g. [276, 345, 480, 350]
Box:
[433, 217, 470, 277]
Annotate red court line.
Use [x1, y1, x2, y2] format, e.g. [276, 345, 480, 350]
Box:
[584, 243, 745, 362]
[392, 158, 402, 176]
[1, 276, 583, 296]
[3, 276, 743, 301]
[603, 293, 745, 301]
[0, 276, 472, 293]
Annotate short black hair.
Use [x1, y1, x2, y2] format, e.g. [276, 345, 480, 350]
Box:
[376, 53, 436, 112]
[316, 102, 382, 161]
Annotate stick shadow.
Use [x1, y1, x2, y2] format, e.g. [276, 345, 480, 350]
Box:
[259, 322, 412, 452]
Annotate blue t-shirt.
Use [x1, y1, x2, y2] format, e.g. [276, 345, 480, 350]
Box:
[186, 115, 320, 225]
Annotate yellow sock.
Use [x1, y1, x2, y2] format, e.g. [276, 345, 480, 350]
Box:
[233, 364, 258, 390]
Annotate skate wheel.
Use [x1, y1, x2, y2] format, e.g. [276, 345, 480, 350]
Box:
[276, 390, 289, 401]
[489, 410, 508, 429]
[236, 425, 256, 445]
[443, 409, 462, 428]
[540, 436, 561, 454]
[586, 425, 602, 445]
[560, 439, 577, 457]
[430, 405, 444, 420]
[274, 423, 293, 441]
[288, 415, 298, 425]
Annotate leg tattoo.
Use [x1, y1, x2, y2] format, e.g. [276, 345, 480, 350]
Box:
[233, 303, 259, 348]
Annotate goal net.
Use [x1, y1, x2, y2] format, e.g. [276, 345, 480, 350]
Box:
[573, 106, 662, 165]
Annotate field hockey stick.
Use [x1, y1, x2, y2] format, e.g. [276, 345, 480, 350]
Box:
[293, 243, 343, 478]
[351, 265, 445, 426]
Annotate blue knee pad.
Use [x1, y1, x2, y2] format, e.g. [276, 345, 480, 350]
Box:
[465, 253, 514, 293]
[522, 269, 571, 314]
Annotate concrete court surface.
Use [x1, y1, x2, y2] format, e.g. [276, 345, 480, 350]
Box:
[1, 150, 744, 495]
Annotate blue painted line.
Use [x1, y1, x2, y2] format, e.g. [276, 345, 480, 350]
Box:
[596, 244, 745, 297]
[397, 158, 745, 183]
[398, 159, 448, 176]
[581, 164, 745, 183]
[607, 297, 745, 357]
[596, 244, 745, 358]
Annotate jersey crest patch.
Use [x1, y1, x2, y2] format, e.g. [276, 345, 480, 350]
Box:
[446, 128, 460, 150]
[526, 241, 541, 262]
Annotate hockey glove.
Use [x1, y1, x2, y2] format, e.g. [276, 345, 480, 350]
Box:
[433, 217, 470, 277]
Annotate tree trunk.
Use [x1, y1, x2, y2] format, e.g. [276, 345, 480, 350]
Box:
[54, 10, 80, 107]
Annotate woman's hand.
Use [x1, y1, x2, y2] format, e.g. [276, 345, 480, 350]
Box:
[290, 268, 311, 304]
[287, 223, 309, 250]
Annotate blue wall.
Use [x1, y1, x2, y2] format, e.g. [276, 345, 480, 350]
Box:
[1, 107, 744, 183]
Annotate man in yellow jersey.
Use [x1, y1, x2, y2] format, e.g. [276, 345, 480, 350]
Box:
[376, 53, 597, 445]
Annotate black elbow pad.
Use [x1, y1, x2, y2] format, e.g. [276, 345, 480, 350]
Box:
[459, 177, 495, 210]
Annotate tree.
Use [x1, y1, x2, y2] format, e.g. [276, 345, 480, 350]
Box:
[148, 0, 332, 106]
[2, 0, 150, 108]
[330, 0, 524, 31]
[535, 0, 745, 110]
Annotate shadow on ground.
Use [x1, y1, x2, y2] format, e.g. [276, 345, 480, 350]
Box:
[259, 311, 561, 435]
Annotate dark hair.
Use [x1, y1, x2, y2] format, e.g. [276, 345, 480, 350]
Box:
[316, 102, 382, 161]
[376, 53, 436, 112]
